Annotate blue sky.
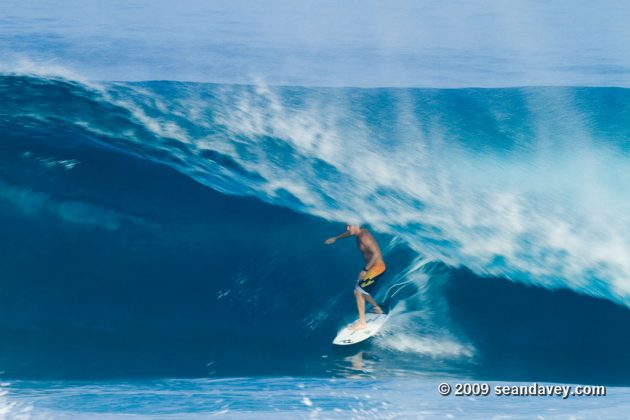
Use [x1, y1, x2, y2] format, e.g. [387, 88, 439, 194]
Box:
[1, 0, 629, 86]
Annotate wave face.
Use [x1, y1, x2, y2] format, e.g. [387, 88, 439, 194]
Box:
[2, 74, 630, 383]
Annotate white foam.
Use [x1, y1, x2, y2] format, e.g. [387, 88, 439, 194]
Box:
[8, 66, 630, 307]
[0, 382, 32, 419]
[0, 55, 97, 89]
[21, 151, 80, 170]
[378, 333, 475, 359]
[203, 83, 630, 307]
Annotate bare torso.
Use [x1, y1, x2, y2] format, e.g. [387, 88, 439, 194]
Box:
[356, 229, 383, 265]
[324, 226, 385, 329]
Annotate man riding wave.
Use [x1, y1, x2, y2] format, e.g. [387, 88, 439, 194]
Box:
[325, 225, 386, 330]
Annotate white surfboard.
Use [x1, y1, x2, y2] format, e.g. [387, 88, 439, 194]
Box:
[333, 312, 390, 345]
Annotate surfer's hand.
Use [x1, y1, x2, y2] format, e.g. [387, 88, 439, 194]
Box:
[324, 238, 336, 245]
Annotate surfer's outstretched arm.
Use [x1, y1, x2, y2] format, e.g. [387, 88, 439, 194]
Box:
[324, 231, 351, 245]
[324, 231, 351, 244]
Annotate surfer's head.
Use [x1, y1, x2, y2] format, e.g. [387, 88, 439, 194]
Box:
[346, 224, 362, 235]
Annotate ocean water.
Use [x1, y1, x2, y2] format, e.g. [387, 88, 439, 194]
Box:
[2, 378, 629, 419]
[2, 1, 630, 418]
[2, 0, 630, 87]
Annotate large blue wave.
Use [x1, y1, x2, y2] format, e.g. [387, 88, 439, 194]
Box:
[2, 74, 630, 384]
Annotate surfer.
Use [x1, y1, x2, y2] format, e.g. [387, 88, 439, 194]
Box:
[325, 225, 386, 330]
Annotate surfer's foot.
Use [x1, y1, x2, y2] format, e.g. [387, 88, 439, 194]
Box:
[369, 306, 384, 314]
[348, 321, 367, 331]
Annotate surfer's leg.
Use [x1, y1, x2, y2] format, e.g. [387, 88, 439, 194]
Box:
[363, 293, 383, 314]
[356, 267, 385, 314]
[349, 287, 368, 330]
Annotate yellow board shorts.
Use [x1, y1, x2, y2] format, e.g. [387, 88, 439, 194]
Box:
[357, 261, 386, 295]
